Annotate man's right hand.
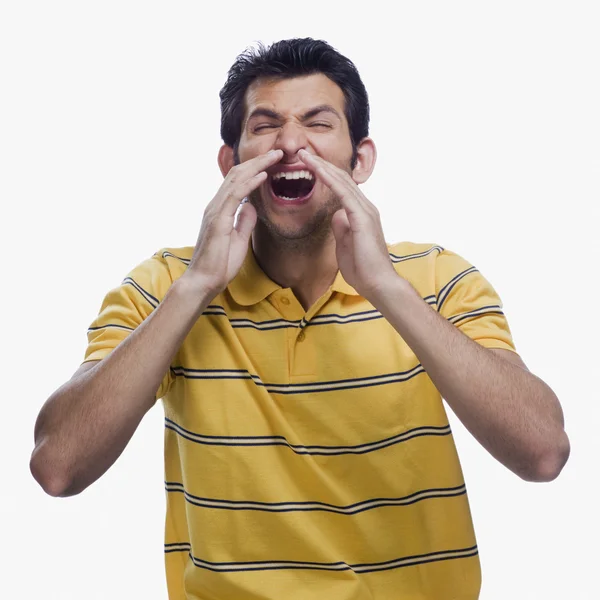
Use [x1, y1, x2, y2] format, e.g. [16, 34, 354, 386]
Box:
[184, 149, 283, 298]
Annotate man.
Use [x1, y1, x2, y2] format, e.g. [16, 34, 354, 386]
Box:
[30, 38, 570, 599]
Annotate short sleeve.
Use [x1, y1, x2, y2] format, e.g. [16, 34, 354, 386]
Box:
[82, 251, 176, 400]
[435, 248, 518, 353]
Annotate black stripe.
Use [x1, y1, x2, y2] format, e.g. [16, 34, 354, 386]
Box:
[159, 251, 190, 264]
[205, 304, 435, 331]
[183, 545, 478, 573]
[165, 542, 189, 547]
[437, 267, 477, 312]
[164, 482, 467, 515]
[229, 320, 301, 330]
[169, 366, 427, 395]
[160, 246, 445, 268]
[121, 277, 159, 307]
[164, 417, 451, 454]
[88, 301, 492, 341]
[229, 312, 388, 330]
[87, 324, 134, 332]
[389, 245, 444, 264]
[356, 547, 479, 575]
[164, 542, 190, 553]
[450, 306, 504, 325]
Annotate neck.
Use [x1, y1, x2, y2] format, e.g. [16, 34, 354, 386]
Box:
[251, 222, 339, 311]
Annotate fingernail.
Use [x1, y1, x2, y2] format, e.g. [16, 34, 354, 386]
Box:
[268, 149, 281, 155]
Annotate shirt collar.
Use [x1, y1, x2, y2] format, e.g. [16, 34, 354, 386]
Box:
[227, 240, 360, 306]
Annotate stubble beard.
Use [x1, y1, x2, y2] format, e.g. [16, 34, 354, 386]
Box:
[247, 184, 343, 254]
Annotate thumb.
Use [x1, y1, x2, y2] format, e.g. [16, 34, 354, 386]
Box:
[234, 200, 257, 242]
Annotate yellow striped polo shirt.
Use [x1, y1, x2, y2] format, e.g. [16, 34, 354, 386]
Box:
[83, 239, 518, 600]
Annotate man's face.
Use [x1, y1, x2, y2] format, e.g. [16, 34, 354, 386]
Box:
[236, 73, 355, 245]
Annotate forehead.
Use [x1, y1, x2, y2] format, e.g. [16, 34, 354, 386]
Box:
[243, 73, 346, 120]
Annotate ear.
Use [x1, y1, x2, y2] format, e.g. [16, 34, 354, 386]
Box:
[218, 144, 236, 178]
[351, 137, 377, 184]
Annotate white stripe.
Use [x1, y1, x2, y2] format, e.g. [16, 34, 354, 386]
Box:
[449, 305, 503, 324]
[390, 245, 444, 264]
[165, 543, 190, 551]
[165, 420, 450, 452]
[171, 364, 425, 394]
[187, 545, 477, 572]
[164, 483, 465, 514]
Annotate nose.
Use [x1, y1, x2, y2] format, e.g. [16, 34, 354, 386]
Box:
[272, 121, 309, 158]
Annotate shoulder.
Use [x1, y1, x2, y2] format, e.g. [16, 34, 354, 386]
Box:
[385, 240, 444, 282]
[386, 242, 477, 285]
[144, 246, 195, 281]
[119, 245, 195, 306]
[151, 246, 194, 269]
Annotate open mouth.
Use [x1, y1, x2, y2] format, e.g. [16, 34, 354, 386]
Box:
[269, 169, 316, 201]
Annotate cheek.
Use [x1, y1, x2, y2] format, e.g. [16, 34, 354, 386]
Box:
[237, 131, 273, 160]
[239, 140, 274, 162]
[310, 136, 353, 167]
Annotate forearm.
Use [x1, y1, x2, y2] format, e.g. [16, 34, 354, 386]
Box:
[369, 275, 569, 481]
[31, 274, 213, 496]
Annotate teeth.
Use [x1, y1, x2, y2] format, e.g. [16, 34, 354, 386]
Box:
[272, 170, 313, 181]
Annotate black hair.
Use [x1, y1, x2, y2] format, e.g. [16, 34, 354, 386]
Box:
[219, 38, 370, 168]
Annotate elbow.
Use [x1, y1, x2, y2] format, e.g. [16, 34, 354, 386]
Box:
[521, 430, 571, 483]
[29, 442, 75, 498]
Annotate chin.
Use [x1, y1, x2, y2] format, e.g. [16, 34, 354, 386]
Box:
[250, 192, 335, 244]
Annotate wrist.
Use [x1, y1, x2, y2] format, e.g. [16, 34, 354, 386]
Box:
[171, 273, 217, 309]
[366, 272, 414, 306]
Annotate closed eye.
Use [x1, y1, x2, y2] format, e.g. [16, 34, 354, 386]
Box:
[254, 124, 278, 132]
[254, 122, 332, 133]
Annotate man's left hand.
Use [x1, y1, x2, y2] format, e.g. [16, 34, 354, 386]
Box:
[299, 149, 399, 300]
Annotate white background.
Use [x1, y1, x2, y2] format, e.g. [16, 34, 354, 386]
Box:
[2, 1, 598, 598]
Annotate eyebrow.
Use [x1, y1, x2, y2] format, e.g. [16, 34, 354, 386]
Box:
[246, 104, 342, 123]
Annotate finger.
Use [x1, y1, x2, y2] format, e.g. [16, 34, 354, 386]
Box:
[231, 171, 269, 208]
[299, 148, 347, 179]
[298, 150, 364, 215]
[208, 170, 263, 221]
[310, 155, 377, 217]
[233, 148, 284, 180]
[218, 149, 283, 214]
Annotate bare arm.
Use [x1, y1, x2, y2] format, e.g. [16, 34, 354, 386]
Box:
[30, 276, 213, 497]
[371, 275, 570, 482]
[30, 149, 283, 498]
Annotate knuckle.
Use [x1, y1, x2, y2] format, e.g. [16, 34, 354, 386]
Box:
[227, 167, 240, 182]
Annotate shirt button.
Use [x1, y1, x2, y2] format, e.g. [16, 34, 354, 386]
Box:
[281, 297, 290, 305]
[297, 330, 306, 341]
